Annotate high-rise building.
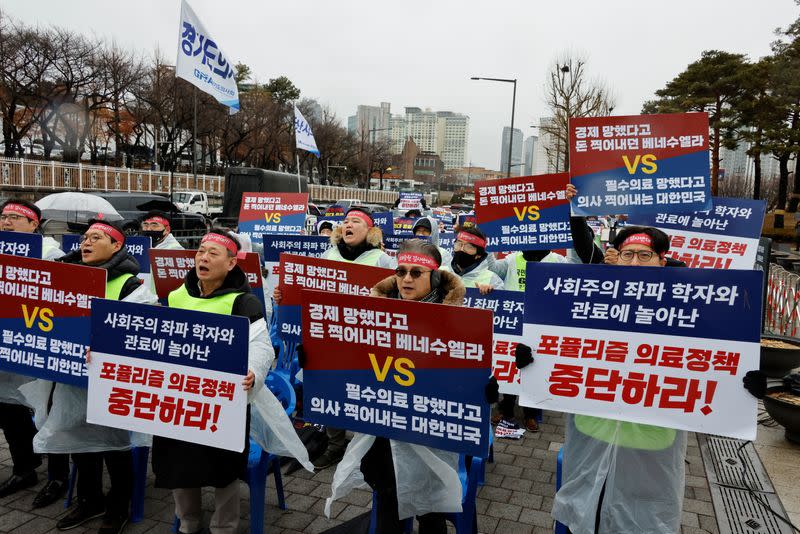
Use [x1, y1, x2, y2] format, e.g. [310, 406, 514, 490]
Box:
[500, 127, 523, 176]
[533, 117, 561, 175]
[435, 111, 469, 171]
[351, 102, 392, 143]
[523, 135, 537, 176]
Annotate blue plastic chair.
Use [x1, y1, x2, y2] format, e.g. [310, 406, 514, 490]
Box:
[555, 447, 567, 534]
[65, 447, 149, 523]
[173, 371, 296, 534]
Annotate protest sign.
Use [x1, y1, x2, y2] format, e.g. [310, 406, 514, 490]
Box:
[465, 288, 525, 395]
[431, 210, 454, 233]
[456, 212, 476, 229]
[277, 253, 393, 342]
[628, 197, 766, 270]
[475, 173, 572, 252]
[237, 192, 308, 241]
[0, 231, 42, 258]
[371, 212, 393, 235]
[0, 255, 105, 386]
[149, 249, 266, 312]
[324, 205, 346, 218]
[569, 112, 711, 216]
[393, 216, 415, 235]
[87, 299, 249, 452]
[397, 192, 424, 211]
[439, 232, 456, 252]
[262, 235, 332, 295]
[301, 290, 493, 456]
[518, 263, 761, 440]
[383, 234, 428, 259]
[63, 234, 151, 284]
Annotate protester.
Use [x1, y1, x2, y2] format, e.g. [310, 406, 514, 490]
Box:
[139, 210, 183, 250]
[442, 226, 503, 294]
[514, 224, 766, 534]
[0, 199, 70, 508]
[275, 207, 393, 470]
[412, 216, 452, 269]
[27, 220, 158, 534]
[317, 219, 334, 237]
[152, 229, 309, 534]
[323, 239, 498, 533]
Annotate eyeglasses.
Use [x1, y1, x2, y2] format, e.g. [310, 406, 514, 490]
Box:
[80, 233, 108, 244]
[453, 241, 477, 253]
[0, 214, 25, 222]
[394, 267, 431, 279]
[619, 250, 657, 262]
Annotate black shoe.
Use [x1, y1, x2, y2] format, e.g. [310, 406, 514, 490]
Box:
[98, 514, 128, 534]
[56, 499, 105, 530]
[0, 472, 38, 498]
[312, 448, 345, 470]
[32, 479, 68, 508]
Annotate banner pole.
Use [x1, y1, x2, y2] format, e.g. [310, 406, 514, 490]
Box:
[296, 153, 301, 193]
[192, 87, 198, 184]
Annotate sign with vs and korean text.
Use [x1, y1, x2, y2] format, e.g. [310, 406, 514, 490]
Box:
[569, 112, 711, 216]
[149, 249, 265, 312]
[0, 231, 42, 258]
[0, 255, 105, 386]
[87, 299, 249, 452]
[628, 197, 766, 270]
[518, 263, 761, 440]
[237, 192, 308, 241]
[301, 290, 493, 456]
[465, 288, 525, 396]
[277, 254, 393, 342]
[475, 173, 572, 252]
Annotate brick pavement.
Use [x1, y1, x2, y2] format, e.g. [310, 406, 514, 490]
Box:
[0, 410, 719, 533]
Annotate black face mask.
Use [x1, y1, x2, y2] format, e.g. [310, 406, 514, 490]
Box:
[453, 250, 479, 269]
[140, 230, 165, 245]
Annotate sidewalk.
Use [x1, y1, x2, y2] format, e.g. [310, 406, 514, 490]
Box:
[0, 409, 725, 534]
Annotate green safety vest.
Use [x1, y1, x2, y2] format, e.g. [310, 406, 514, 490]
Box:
[106, 273, 134, 301]
[324, 247, 384, 266]
[167, 284, 241, 315]
[504, 252, 562, 292]
[574, 414, 677, 451]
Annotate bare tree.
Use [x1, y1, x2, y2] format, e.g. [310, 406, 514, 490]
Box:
[540, 54, 615, 172]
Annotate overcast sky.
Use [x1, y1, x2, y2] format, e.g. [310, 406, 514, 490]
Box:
[4, 0, 797, 170]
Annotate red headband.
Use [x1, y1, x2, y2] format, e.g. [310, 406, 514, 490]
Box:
[346, 211, 373, 228]
[144, 216, 170, 231]
[457, 231, 486, 249]
[88, 223, 125, 244]
[3, 203, 39, 222]
[621, 233, 653, 249]
[397, 252, 439, 270]
[201, 232, 239, 256]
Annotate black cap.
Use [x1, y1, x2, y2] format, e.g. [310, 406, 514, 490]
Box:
[413, 218, 432, 233]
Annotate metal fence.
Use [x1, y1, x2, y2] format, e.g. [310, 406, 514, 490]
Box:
[766, 263, 800, 337]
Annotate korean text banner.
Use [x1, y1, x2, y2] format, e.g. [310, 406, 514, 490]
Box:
[518, 263, 761, 440]
[465, 288, 525, 396]
[149, 249, 265, 313]
[397, 192, 424, 211]
[176, 0, 239, 112]
[237, 192, 308, 242]
[393, 217, 415, 235]
[294, 105, 320, 157]
[475, 173, 572, 252]
[302, 290, 493, 456]
[0, 231, 42, 258]
[371, 213, 393, 235]
[569, 112, 711, 216]
[456, 212, 476, 229]
[277, 253, 393, 342]
[87, 299, 249, 452]
[63, 235, 152, 275]
[0, 255, 105, 386]
[628, 197, 766, 270]
[383, 234, 428, 259]
[262, 235, 331, 295]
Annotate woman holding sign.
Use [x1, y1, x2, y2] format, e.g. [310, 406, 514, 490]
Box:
[324, 239, 497, 533]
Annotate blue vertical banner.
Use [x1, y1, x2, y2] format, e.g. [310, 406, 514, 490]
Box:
[0, 231, 42, 258]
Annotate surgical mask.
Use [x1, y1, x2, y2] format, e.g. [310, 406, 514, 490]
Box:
[453, 250, 478, 269]
[140, 230, 164, 245]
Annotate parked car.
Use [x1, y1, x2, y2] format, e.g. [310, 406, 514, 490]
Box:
[89, 192, 208, 240]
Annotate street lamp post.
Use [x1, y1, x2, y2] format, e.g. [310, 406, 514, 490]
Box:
[471, 76, 517, 178]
